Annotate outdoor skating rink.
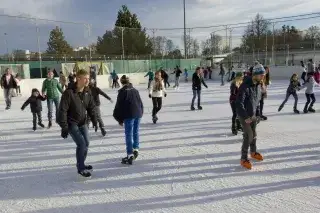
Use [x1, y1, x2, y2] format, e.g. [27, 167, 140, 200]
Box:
[0, 80, 319, 213]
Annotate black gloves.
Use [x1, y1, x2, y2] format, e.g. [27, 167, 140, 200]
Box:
[61, 128, 68, 139]
[149, 94, 152, 98]
[164, 93, 167, 97]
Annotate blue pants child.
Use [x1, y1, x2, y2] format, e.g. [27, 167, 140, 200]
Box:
[124, 118, 141, 155]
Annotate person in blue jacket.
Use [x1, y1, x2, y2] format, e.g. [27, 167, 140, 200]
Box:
[113, 75, 144, 165]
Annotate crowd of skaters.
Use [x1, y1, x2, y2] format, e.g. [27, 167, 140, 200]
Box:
[0, 59, 319, 178]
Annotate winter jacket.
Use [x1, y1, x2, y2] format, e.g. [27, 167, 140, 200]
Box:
[57, 84, 97, 129]
[299, 76, 319, 94]
[113, 83, 143, 124]
[160, 70, 168, 79]
[89, 86, 111, 106]
[287, 79, 301, 94]
[149, 80, 166, 97]
[236, 77, 262, 119]
[314, 72, 320, 84]
[173, 69, 182, 77]
[21, 94, 46, 113]
[42, 78, 63, 99]
[229, 81, 240, 102]
[307, 62, 315, 73]
[144, 71, 154, 81]
[68, 74, 76, 83]
[0, 74, 17, 89]
[192, 72, 207, 90]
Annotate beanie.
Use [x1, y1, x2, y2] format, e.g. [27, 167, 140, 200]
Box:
[253, 64, 265, 76]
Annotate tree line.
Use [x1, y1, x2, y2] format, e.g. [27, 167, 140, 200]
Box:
[10, 5, 320, 61]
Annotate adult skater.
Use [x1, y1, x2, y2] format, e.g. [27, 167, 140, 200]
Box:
[57, 69, 98, 178]
[278, 73, 301, 114]
[87, 79, 113, 136]
[113, 75, 144, 165]
[42, 69, 63, 128]
[229, 72, 244, 135]
[149, 71, 167, 124]
[172, 66, 182, 89]
[160, 68, 170, 88]
[257, 66, 270, 121]
[191, 67, 208, 111]
[236, 66, 265, 170]
[219, 63, 226, 86]
[0, 68, 18, 110]
[144, 69, 154, 89]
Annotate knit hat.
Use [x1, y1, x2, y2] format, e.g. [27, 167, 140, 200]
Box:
[235, 72, 243, 78]
[253, 64, 265, 76]
[120, 75, 130, 85]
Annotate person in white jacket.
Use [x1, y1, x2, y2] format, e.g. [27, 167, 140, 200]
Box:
[149, 71, 167, 123]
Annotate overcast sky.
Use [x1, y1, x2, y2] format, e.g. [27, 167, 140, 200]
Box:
[0, 0, 320, 54]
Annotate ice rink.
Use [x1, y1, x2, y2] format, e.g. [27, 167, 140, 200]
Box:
[0, 80, 319, 213]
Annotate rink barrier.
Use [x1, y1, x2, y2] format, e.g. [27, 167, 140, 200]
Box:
[0, 66, 302, 100]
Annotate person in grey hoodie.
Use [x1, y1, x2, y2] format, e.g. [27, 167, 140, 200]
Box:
[299, 72, 319, 113]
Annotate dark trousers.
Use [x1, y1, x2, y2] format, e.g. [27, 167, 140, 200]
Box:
[16, 86, 21, 95]
[32, 111, 42, 127]
[280, 92, 298, 109]
[239, 117, 257, 160]
[112, 80, 119, 88]
[164, 78, 170, 88]
[259, 97, 264, 115]
[304, 93, 316, 110]
[87, 106, 104, 128]
[69, 124, 90, 172]
[230, 101, 241, 128]
[191, 90, 201, 107]
[148, 80, 152, 89]
[152, 97, 162, 117]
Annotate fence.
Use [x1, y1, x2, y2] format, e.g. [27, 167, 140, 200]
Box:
[1, 12, 320, 75]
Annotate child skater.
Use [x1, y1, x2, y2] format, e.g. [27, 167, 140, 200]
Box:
[278, 73, 301, 114]
[113, 75, 144, 165]
[149, 71, 167, 124]
[21, 88, 46, 131]
[229, 72, 244, 135]
[258, 66, 270, 121]
[299, 72, 319, 113]
[87, 79, 113, 136]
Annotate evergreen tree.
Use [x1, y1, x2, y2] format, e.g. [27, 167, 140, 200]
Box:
[96, 5, 152, 56]
[47, 26, 73, 59]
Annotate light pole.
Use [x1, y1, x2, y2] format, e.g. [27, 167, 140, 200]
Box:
[4, 33, 9, 61]
[183, 0, 187, 59]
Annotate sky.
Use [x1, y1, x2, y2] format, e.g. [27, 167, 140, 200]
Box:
[0, 0, 320, 54]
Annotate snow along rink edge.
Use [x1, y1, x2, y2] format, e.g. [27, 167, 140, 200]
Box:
[0, 80, 319, 213]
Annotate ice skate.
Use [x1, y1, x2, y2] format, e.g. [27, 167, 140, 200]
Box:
[278, 105, 284, 112]
[198, 106, 203, 110]
[190, 106, 195, 111]
[85, 165, 93, 172]
[231, 124, 238, 135]
[250, 152, 263, 161]
[48, 121, 52, 129]
[78, 170, 91, 178]
[100, 127, 107, 136]
[308, 107, 315, 113]
[152, 115, 158, 124]
[260, 115, 267, 121]
[240, 159, 252, 170]
[33, 126, 36, 131]
[121, 155, 134, 165]
[293, 108, 300, 114]
[38, 122, 45, 128]
[133, 149, 139, 159]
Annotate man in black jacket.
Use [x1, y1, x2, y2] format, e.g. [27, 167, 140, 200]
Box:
[0, 68, 18, 110]
[236, 66, 265, 170]
[191, 67, 208, 110]
[57, 69, 98, 178]
[113, 75, 143, 165]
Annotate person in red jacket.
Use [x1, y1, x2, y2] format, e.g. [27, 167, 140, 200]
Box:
[314, 68, 320, 84]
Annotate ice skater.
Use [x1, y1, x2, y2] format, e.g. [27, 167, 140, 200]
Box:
[144, 69, 154, 89]
[57, 69, 98, 178]
[229, 72, 244, 135]
[191, 67, 208, 110]
[21, 88, 46, 131]
[149, 71, 167, 124]
[258, 66, 270, 121]
[236, 66, 265, 170]
[113, 75, 144, 165]
[87, 79, 113, 136]
[172, 66, 182, 89]
[278, 73, 301, 114]
[299, 72, 319, 113]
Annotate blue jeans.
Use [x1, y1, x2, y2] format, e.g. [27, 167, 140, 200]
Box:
[47, 98, 60, 122]
[191, 90, 201, 107]
[124, 118, 141, 155]
[69, 124, 90, 171]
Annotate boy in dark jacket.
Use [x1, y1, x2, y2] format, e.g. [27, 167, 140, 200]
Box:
[88, 79, 113, 136]
[113, 75, 144, 165]
[236, 66, 265, 170]
[57, 69, 98, 178]
[21, 88, 46, 131]
[191, 67, 208, 110]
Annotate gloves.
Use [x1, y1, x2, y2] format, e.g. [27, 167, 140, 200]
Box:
[164, 93, 167, 97]
[149, 94, 152, 98]
[61, 128, 69, 139]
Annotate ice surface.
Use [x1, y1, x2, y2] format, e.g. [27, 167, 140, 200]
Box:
[0, 80, 319, 213]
